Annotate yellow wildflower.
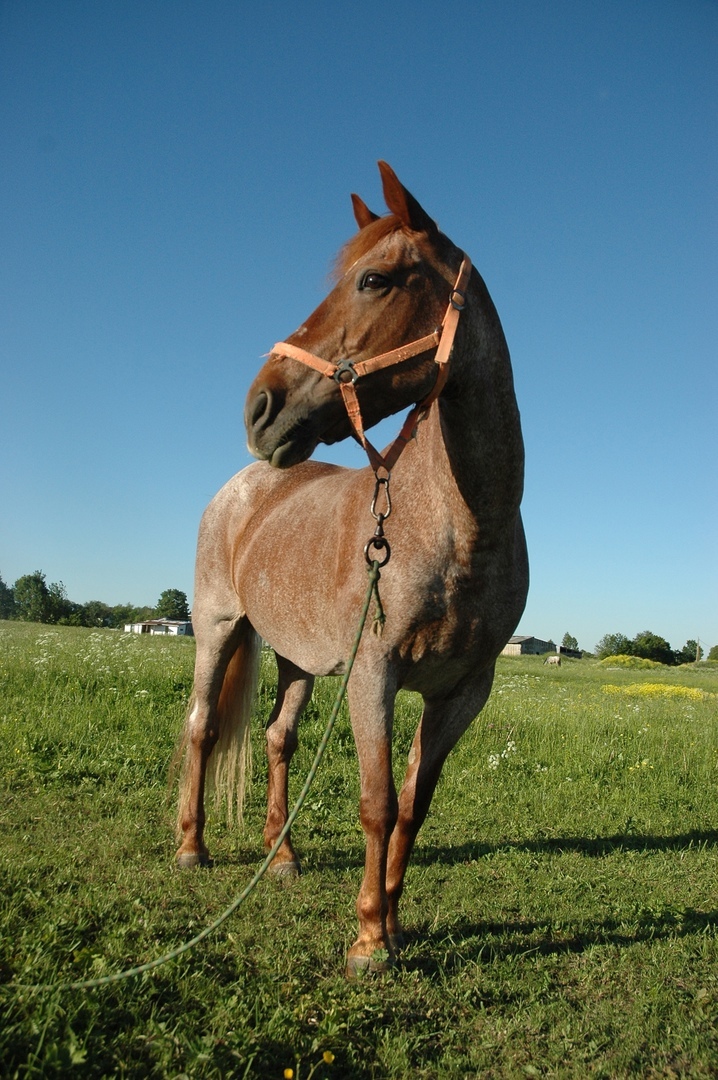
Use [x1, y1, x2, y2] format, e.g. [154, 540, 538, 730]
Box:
[323, 1050, 335, 1064]
[602, 683, 709, 702]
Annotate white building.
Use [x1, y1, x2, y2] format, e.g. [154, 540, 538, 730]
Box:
[124, 619, 194, 637]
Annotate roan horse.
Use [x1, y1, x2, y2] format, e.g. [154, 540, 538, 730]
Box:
[175, 162, 528, 974]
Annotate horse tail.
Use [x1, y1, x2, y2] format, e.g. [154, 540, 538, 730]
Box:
[174, 621, 262, 839]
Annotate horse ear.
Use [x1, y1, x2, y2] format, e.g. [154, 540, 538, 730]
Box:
[378, 160, 438, 234]
[351, 193, 380, 229]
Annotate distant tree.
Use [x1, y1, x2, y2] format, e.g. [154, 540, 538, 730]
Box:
[109, 603, 155, 628]
[675, 640, 703, 665]
[106, 603, 139, 629]
[632, 630, 675, 666]
[47, 580, 77, 624]
[80, 600, 114, 628]
[0, 574, 16, 619]
[561, 632, 579, 652]
[708, 645, 718, 661]
[155, 589, 190, 621]
[13, 571, 52, 622]
[12, 572, 79, 624]
[132, 606, 156, 624]
[595, 632, 633, 659]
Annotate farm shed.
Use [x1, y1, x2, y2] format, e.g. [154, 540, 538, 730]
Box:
[124, 619, 194, 637]
[501, 635, 556, 656]
[558, 644, 583, 659]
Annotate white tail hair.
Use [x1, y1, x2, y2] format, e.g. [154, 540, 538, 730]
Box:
[174, 623, 262, 838]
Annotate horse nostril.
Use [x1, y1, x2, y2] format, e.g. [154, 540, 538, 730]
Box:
[250, 389, 273, 432]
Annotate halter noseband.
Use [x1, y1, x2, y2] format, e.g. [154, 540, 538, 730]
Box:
[270, 255, 472, 475]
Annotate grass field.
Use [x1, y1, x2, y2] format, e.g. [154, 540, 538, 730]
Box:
[1, 620, 717, 1078]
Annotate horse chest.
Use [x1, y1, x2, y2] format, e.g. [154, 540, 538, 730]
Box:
[387, 535, 521, 692]
[395, 565, 484, 667]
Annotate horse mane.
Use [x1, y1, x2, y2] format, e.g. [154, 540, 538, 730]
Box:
[331, 214, 403, 281]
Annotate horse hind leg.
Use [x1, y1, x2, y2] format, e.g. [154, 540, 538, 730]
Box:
[263, 655, 314, 877]
[174, 616, 261, 867]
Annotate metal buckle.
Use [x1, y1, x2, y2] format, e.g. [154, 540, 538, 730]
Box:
[449, 289, 466, 311]
[332, 359, 357, 384]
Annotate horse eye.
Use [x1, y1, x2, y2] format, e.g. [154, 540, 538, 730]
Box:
[360, 272, 391, 291]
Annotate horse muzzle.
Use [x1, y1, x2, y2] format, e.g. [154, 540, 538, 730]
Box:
[245, 380, 333, 468]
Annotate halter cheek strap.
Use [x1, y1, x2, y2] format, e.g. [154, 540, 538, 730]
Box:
[270, 254, 472, 475]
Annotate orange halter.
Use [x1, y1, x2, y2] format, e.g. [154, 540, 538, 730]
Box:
[270, 255, 472, 476]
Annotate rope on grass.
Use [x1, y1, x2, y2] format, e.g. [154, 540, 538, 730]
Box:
[11, 562, 383, 994]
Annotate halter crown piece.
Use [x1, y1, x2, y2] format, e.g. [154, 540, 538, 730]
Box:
[271, 255, 472, 476]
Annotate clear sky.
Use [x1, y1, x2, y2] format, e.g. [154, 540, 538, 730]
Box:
[1, 0, 716, 655]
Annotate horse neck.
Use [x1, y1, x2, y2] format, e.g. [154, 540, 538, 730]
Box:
[404, 284, 524, 540]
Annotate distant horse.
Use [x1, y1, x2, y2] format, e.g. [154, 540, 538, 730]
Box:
[544, 655, 561, 666]
[175, 162, 528, 974]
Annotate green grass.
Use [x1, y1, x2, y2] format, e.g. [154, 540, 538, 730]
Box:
[1, 620, 717, 1078]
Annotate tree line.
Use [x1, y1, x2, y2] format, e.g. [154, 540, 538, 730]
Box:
[594, 630, 713, 665]
[555, 633, 715, 665]
[0, 571, 190, 629]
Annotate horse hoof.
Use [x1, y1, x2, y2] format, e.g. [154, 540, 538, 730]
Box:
[176, 851, 212, 869]
[346, 952, 396, 978]
[388, 931, 405, 953]
[268, 859, 301, 879]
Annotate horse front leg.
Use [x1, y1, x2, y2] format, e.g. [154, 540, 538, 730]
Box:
[385, 669, 495, 949]
[263, 655, 314, 876]
[346, 674, 398, 975]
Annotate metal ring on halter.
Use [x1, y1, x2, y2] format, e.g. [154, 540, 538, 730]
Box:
[364, 536, 391, 567]
[450, 289, 466, 311]
[332, 359, 358, 384]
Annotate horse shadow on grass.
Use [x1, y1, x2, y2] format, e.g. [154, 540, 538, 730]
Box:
[280, 828, 718, 978]
[411, 827, 718, 864]
[396, 829, 718, 976]
[297, 827, 718, 874]
[401, 905, 718, 979]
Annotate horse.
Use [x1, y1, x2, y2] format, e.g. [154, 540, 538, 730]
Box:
[544, 654, 561, 666]
[175, 161, 529, 974]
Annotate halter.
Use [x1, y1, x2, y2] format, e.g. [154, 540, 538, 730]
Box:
[270, 255, 472, 476]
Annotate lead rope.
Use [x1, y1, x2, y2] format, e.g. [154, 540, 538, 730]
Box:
[10, 562, 382, 994]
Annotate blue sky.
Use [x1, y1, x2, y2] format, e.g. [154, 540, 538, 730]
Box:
[1, 0, 716, 654]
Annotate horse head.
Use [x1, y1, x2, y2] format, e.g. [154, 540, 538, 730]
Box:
[245, 162, 466, 468]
